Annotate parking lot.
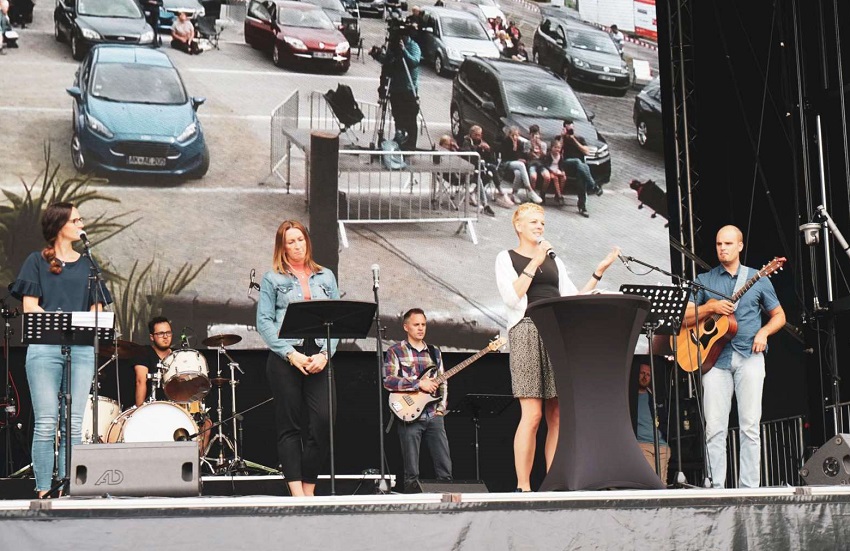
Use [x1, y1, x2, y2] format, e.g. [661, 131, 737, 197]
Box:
[0, 0, 669, 349]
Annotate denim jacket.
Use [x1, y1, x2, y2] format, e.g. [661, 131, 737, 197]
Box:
[256, 268, 340, 361]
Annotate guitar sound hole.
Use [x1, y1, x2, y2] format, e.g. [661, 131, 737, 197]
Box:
[704, 319, 715, 332]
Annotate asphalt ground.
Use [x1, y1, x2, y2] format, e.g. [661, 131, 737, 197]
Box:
[0, 0, 669, 349]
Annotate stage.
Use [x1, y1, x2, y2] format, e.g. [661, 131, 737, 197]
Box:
[0, 485, 848, 550]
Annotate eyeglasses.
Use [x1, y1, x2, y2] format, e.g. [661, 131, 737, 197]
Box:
[152, 331, 172, 338]
[70, 217, 85, 226]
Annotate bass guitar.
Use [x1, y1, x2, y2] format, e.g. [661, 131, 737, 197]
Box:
[671, 257, 785, 374]
[388, 337, 507, 422]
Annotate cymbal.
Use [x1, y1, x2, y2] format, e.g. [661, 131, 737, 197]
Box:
[210, 377, 232, 387]
[202, 334, 242, 348]
[99, 340, 144, 359]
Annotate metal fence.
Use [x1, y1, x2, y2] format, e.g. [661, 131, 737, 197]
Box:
[337, 149, 481, 246]
[269, 90, 299, 192]
[824, 400, 850, 437]
[724, 415, 806, 488]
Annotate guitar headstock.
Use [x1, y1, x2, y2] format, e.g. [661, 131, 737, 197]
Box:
[759, 257, 786, 279]
[488, 336, 508, 352]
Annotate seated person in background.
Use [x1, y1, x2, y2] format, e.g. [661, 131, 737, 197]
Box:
[499, 126, 541, 205]
[560, 119, 603, 197]
[171, 11, 202, 54]
[496, 31, 516, 58]
[631, 360, 670, 484]
[541, 139, 567, 207]
[524, 125, 549, 196]
[512, 41, 529, 62]
[440, 134, 495, 217]
[490, 15, 505, 35]
[0, 0, 12, 54]
[507, 20, 521, 42]
[462, 125, 514, 209]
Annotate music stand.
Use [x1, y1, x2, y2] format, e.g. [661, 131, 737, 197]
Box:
[449, 393, 514, 480]
[619, 284, 689, 483]
[279, 300, 377, 495]
[22, 312, 115, 496]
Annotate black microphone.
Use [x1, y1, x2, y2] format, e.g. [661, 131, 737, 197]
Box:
[618, 253, 630, 266]
[536, 238, 556, 259]
[180, 327, 189, 348]
[371, 264, 380, 289]
[247, 269, 260, 298]
[78, 230, 92, 249]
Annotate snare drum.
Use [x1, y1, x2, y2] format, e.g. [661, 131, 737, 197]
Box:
[82, 395, 121, 444]
[161, 349, 211, 403]
[106, 401, 198, 444]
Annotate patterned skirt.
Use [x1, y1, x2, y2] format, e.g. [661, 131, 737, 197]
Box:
[508, 317, 556, 399]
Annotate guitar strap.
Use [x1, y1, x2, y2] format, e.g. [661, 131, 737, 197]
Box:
[732, 266, 749, 311]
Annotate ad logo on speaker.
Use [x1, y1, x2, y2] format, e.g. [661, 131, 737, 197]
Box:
[95, 469, 125, 486]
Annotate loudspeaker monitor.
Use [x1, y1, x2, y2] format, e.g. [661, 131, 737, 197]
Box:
[71, 442, 201, 497]
[800, 434, 850, 486]
[414, 479, 489, 494]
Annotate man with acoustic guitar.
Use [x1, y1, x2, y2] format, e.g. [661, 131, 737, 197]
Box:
[685, 225, 785, 488]
[383, 308, 453, 492]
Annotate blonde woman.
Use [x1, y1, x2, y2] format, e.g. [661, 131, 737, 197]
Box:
[495, 203, 619, 491]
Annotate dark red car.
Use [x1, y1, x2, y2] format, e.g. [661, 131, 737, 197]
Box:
[245, 0, 350, 72]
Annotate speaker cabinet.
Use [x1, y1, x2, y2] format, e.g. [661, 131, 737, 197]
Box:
[71, 442, 201, 497]
[801, 434, 850, 486]
[414, 479, 489, 494]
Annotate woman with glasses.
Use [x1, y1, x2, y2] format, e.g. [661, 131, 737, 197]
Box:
[10, 202, 112, 497]
[256, 220, 339, 497]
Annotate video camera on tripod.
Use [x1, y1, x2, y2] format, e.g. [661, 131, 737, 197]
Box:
[368, 15, 414, 67]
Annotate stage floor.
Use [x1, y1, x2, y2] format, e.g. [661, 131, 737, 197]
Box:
[1, 485, 848, 550]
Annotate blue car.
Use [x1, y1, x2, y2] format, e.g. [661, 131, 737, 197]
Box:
[67, 45, 210, 178]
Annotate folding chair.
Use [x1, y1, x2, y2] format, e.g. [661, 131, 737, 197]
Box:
[195, 15, 224, 50]
[323, 84, 366, 144]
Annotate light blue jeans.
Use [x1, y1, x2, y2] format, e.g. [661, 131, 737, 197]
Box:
[26, 344, 95, 491]
[503, 160, 531, 192]
[702, 350, 765, 488]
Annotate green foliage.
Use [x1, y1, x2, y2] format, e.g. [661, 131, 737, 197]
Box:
[109, 258, 211, 342]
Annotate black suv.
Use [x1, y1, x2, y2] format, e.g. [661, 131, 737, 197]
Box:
[450, 57, 611, 184]
[532, 16, 630, 96]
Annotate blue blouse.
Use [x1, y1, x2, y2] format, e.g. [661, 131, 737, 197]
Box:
[10, 251, 113, 311]
[256, 267, 340, 360]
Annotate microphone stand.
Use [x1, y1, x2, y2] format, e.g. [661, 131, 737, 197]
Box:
[621, 255, 731, 488]
[372, 272, 390, 493]
[1, 297, 19, 478]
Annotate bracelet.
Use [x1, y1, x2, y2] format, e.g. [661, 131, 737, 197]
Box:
[522, 270, 534, 279]
[592, 272, 603, 281]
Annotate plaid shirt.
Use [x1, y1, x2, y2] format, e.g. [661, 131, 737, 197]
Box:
[383, 340, 448, 419]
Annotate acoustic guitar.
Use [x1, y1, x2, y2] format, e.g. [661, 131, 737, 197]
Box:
[671, 257, 786, 374]
[388, 337, 507, 422]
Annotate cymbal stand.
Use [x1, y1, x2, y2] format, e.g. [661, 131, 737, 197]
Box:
[205, 351, 234, 472]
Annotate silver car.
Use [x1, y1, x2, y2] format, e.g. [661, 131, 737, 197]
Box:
[417, 7, 500, 76]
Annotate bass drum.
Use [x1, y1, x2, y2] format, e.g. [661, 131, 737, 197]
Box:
[82, 395, 121, 444]
[106, 401, 198, 444]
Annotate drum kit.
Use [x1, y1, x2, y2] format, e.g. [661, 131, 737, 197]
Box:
[85, 333, 276, 475]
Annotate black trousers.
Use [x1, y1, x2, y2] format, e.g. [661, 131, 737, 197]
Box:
[390, 88, 419, 150]
[266, 343, 333, 484]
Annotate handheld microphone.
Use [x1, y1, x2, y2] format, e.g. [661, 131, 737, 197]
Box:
[536, 238, 556, 259]
[618, 253, 630, 265]
[247, 269, 260, 298]
[371, 264, 380, 289]
[78, 231, 92, 249]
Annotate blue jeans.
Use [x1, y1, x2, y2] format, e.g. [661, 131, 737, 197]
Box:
[26, 344, 95, 491]
[503, 160, 531, 192]
[702, 350, 765, 488]
[397, 415, 452, 490]
[560, 158, 597, 192]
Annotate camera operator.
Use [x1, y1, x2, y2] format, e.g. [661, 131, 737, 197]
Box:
[372, 23, 421, 150]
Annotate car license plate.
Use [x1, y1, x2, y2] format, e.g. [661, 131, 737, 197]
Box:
[314, 52, 334, 59]
[599, 75, 616, 82]
[128, 156, 167, 167]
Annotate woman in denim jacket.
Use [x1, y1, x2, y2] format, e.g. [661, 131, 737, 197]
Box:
[256, 220, 339, 497]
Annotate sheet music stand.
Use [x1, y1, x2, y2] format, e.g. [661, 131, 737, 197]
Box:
[22, 312, 115, 496]
[619, 285, 690, 483]
[279, 300, 377, 495]
[449, 393, 515, 480]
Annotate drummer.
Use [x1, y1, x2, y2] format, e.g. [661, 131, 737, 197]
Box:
[133, 316, 212, 451]
[133, 316, 174, 407]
